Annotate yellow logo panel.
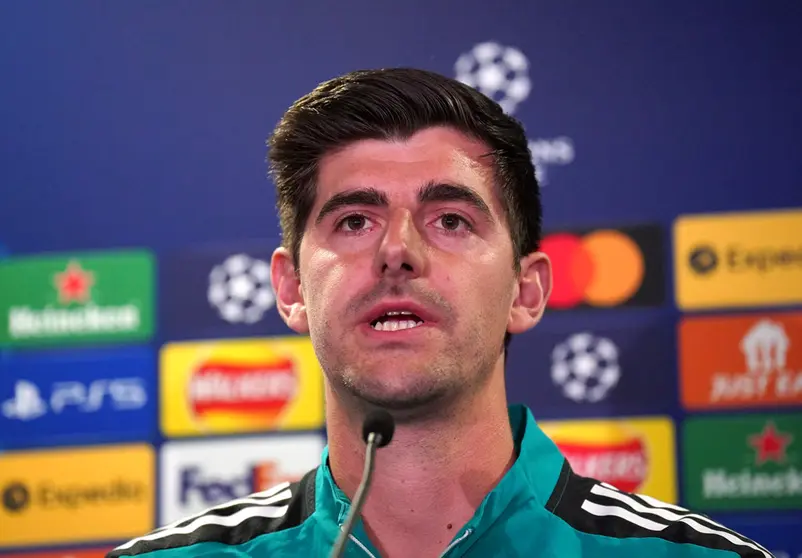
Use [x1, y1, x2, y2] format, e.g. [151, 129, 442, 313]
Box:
[539, 416, 677, 503]
[673, 207, 802, 310]
[160, 336, 325, 437]
[0, 444, 154, 547]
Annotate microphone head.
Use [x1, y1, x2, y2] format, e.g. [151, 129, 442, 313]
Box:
[362, 410, 395, 448]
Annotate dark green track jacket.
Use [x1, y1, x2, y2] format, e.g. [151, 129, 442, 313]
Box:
[108, 405, 774, 557]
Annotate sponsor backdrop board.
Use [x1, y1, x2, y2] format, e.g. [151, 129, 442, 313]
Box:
[160, 243, 289, 341]
[541, 224, 665, 311]
[0, 251, 155, 349]
[1, 549, 114, 558]
[539, 416, 678, 504]
[159, 336, 325, 437]
[683, 414, 802, 511]
[674, 208, 802, 311]
[679, 311, 802, 411]
[708, 516, 802, 558]
[0, 444, 155, 547]
[0, 347, 157, 450]
[0, 1, 800, 554]
[506, 312, 676, 419]
[159, 433, 325, 525]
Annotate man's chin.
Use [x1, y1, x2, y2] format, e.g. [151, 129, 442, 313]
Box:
[343, 382, 457, 424]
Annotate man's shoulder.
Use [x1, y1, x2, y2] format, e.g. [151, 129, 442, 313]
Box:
[106, 469, 318, 557]
[544, 461, 774, 557]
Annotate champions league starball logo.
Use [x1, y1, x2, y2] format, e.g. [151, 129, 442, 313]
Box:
[207, 254, 275, 325]
[454, 42, 531, 115]
[454, 41, 575, 185]
[551, 332, 621, 403]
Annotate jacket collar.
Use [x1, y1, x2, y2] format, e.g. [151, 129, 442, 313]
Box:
[315, 405, 565, 553]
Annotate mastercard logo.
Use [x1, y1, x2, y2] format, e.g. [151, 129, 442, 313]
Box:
[541, 226, 662, 309]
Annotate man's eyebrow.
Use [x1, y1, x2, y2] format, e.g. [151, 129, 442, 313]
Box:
[315, 188, 389, 225]
[418, 181, 492, 219]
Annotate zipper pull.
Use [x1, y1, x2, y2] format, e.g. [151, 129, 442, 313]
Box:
[439, 528, 474, 557]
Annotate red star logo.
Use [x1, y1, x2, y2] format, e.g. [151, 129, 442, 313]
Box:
[53, 260, 95, 304]
[748, 421, 793, 466]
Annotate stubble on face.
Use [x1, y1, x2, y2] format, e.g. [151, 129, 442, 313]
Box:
[314, 281, 503, 423]
[297, 127, 515, 424]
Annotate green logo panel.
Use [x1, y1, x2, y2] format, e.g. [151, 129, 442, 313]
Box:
[0, 249, 155, 348]
[683, 413, 802, 511]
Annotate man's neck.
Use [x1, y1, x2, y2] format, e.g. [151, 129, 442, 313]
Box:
[325, 379, 515, 558]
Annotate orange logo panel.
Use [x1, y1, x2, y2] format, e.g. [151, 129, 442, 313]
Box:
[539, 416, 677, 503]
[160, 336, 324, 437]
[3, 549, 113, 558]
[679, 312, 802, 410]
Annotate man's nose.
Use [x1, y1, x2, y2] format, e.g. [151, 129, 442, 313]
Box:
[374, 210, 427, 280]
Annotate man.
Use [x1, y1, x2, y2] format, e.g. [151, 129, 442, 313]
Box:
[109, 69, 774, 557]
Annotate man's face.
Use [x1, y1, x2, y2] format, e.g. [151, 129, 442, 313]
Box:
[287, 127, 528, 417]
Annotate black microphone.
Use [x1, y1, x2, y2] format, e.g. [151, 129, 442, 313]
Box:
[329, 410, 395, 558]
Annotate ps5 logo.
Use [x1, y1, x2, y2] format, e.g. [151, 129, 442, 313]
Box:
[1, 378, 148, 421]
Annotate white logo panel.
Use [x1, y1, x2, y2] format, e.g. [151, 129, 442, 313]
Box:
[159, 433, 324, 526]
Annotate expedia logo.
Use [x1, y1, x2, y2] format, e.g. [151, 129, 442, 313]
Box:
[541, 225, 664, 310]
[689, 244, 802, 276]
[727, 245, 802, 273]
[688, 245, 719, 275]
[189, 358, 298, 421]
[2, 482, 31, 513]
[674, 209, 802, 310]
[1, 479, 144, 513]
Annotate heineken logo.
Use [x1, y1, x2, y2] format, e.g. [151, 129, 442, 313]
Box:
[0, 250, 154, 348]
[749, 421, 793, 465]
[9, 259, 140, 340]
[54, 260, 95, 304]
[684, 414, 802, 511]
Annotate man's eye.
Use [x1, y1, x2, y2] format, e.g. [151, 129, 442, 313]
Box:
[338, 214, 370, 232]
[435, 213, 470, 232]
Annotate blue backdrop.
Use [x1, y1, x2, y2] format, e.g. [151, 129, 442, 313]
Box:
[1, 1, 800, 556]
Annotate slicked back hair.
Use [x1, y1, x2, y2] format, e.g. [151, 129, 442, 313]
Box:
[267, 67, 542, 355]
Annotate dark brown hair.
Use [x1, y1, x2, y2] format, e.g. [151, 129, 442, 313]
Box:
[267, 67, 542, 352]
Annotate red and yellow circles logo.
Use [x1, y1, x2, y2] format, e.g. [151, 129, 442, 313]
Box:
[541, 227, 659, 309]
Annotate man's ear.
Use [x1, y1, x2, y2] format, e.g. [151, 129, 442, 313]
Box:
[271, 246, 309, 334]
[507, 251, 552, 335]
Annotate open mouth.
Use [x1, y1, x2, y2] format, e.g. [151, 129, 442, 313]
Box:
[370, 310, 424, 332]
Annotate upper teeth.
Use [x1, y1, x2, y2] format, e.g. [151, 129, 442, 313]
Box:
[372, 311, 423, 332]
[373, 319, 421, 332]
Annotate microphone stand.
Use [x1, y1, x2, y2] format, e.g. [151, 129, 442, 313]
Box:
[329, 431, 383, 558]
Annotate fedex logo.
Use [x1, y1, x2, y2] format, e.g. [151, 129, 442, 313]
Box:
[178, 460, 294, 507]
[159, 435, 325, 525]
[2, 378, 148, 421]
[179, 465, 257, 505]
